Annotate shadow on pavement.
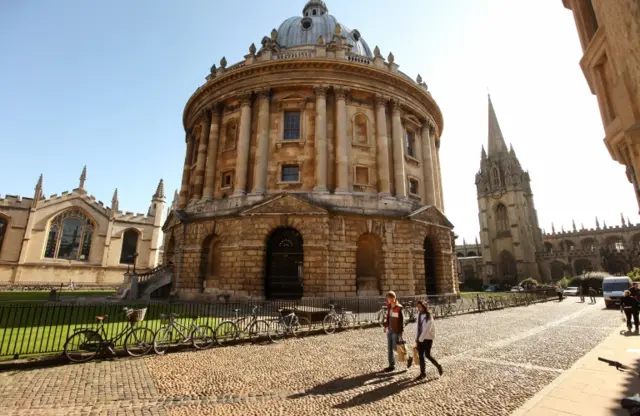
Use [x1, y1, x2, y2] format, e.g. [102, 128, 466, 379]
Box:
[332, 375, 434, 409]
[288, 370, 397, 399]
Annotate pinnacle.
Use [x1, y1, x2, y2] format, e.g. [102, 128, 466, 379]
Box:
[488, 95, 508, 156]
[154, 179, 165, 199]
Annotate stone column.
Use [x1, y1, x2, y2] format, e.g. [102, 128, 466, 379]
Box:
[375, 95, 391, 198]
[313, 85, 328, 193]
[178, 130, 194, 209]
[252, 90, 271, 195]
[202, 103, 221, 200]
[420, 121, 437, 206]
[435, 141, 445, 211]
[391, 100, 406, 199]
[334, 86, 349, 193]
[430, 131, 442, 210]
[192, 110, 212, 200]
[233, 92, 253, 197]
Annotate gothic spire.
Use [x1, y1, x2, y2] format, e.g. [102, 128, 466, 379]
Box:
[33, 174, 43, 203]
[172, 189, 179, 209]
[79, 165, 87, 190]
[481, 145, 487, 160]
[628, 217, 632, 227]
[596, 216, 600, 229]
[621, 213, 626, 227]
[552, 222, 556, 234]
[111, 189, 119, 212]
[572, 220, 577, 232]
[35, 174, 43, 192]
[153, 179, 165, 200]
[488, 94, 508, 155]
[603, 220, 607, 229]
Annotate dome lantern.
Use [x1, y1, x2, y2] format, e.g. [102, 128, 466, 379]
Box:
[303, 0, 328, 17]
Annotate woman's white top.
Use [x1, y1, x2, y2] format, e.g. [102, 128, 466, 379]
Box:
[417, 313, 435, 342]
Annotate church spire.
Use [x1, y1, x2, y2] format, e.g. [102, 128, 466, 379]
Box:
[79, 165, 87, 190]
[111, 189, 119, 213]
[153, 179, 165, 200]
[488, 94, 508, 155]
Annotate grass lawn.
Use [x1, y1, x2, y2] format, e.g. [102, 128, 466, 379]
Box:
[0, 302, 221, 358]
[0, 290, 116, 303]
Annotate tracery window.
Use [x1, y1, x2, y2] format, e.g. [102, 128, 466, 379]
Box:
[44, 209, 94, 261]
[496, 204, 509, 233]
[491, 166, 501, 187]
[0, 216, 7, 255]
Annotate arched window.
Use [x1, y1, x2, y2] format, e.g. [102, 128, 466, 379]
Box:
[119, 229, 139, 264]
[0, 216, 7, 255]
[353, 114, 368, 144]
[491, 166, 501, 187]
[223, 119, 238, 151]
[581, 238, 596, 252]
[496, 204, 509, 233]
[544, 242, 554, 253]
[44, 209, 94, 261]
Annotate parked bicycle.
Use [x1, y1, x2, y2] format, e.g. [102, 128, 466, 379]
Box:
[322, 304, 358, 334]
[403, 301, 417, 323]
[376, 303, 388, 326]
[268, 307, 311, 342]
[153, 313, 216, 355]
[64, 307, 153, 363]
[437, 297, 457, 318]
[213, 305, 270, 345]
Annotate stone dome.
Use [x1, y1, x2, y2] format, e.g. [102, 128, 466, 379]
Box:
[276, 1, 373, 58]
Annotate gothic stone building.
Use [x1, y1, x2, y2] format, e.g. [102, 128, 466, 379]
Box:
[0, 168, 165, 286]
[163, 0, 458, 300]
[561, 0, 640, 213]
[456, 97, 639, 284]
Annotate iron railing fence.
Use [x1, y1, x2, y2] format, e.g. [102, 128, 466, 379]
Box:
[0, 289, 556, 359]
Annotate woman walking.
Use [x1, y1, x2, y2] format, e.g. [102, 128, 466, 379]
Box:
[415, 300, 443, 380]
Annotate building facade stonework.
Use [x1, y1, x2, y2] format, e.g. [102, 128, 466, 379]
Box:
[561, 0, 640, 212]
[0, 168, 165, 285]
[164, 1, 458, 300]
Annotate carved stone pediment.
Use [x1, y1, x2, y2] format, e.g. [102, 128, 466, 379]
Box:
[241, 193, 328, 216]
[162, 210, 186, 231]
[408, 205, 454, 228]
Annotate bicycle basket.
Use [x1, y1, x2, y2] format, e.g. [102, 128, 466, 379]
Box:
[126, 308, 147, 323]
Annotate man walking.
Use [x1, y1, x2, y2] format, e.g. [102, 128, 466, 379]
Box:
[383, 291, 410, 372]
[630, 282, 640, 302]
[589, 287, 597, 304]
[578, 286, 585, 303]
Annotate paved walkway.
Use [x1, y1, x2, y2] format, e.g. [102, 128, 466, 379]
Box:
[513, 320, 640, 416]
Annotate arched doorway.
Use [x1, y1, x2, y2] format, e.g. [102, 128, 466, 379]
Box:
[499, 250, 517, 284]
[423, 238, 437, 295]
[550, 261, 565, 281]
[355, 234, 383, 296]
[199, 235, 221, 293]
[265, 228, 304, 300]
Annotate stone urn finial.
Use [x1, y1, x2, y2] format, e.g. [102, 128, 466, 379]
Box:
[316, 35, 325, 45]
[209, 64, 217, 75]
[374, 46, 381, 57]
[334, 23, 342, 37]
[271, 28, 278, 40]
[249, 43, 256, 55]
[416, 74, 422, 84]
[387, 52, 395, 64]
[220, 56, 227, 69]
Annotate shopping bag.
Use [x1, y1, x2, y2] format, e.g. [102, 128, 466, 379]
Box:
[396, 341, 408, 362]
[413, 346, 420, 363]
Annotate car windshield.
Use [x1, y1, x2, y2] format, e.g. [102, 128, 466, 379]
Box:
[603, 282, 630, 292]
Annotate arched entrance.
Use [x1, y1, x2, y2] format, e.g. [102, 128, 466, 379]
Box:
[265, 228, 304, 300]
[423, 238, 437, 295]
[499, 250, 517, 284]
[199, 235, 221, 293]
[355, 234, 383, 296]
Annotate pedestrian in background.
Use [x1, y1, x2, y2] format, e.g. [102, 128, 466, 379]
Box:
[383, 291, 408, 372]
[589, 287, 597, 303]
[621, 290, 640, 334]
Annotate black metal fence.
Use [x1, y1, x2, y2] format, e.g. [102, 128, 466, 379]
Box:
[0, 289, 556, 359]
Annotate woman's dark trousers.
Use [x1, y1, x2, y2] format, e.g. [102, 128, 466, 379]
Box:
[417, 340, 441, 375]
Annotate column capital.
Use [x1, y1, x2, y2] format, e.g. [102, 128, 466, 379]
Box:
[333, 86, 350, 100]
[238, 92, 252, 106]
[200, 108, 212, 123]
[375, 94, 388, 107]
[209, 102, 221, 118]
[255, 88, 271, 101]
[391, 99, 402, 113]
[313, 85, 329, 97]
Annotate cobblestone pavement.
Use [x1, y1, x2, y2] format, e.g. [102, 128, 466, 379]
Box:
[0, 299, 623, 415]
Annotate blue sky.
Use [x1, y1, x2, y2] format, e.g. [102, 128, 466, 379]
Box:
[0, 0, 636, 241]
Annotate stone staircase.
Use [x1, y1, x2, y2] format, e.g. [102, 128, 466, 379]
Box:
[110, 264, 173, 300]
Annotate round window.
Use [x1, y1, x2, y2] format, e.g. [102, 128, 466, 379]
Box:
[301, 17, 312, 30]
[352, 30, 361, 41]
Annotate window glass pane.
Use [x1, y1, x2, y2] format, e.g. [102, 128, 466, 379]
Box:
[45, 225, 59, 258]
[406, 132, 415, 157]
[409, 179, 418, 194]
[284, 112, 301, 140]
[0, 217, 6, 254]
[282, 165, 300, 182]
[120, 230, 138, 264]
[58, 218, 83, 260]
[80, 221, 93, 261]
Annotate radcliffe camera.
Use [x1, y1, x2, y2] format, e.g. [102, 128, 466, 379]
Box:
[0, 1, 639, 415]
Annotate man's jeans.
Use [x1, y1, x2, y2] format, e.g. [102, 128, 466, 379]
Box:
[387, 331, 400, 367]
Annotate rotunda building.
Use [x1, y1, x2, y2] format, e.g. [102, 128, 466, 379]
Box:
[164, 1, 458, 300]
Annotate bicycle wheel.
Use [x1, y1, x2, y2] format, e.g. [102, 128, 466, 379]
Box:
[153, 326, 173, 355]
[346, 313, 359, 329]
[322, 314, 339, 334]
[293, 316, 311, 337]
[191, 325, 216, 350]
[214, 321, 238, 346]
[64, 330, 102, 363]
[234, 317, 249, 338]
[268, 320, 286, 343]
[125, 327, 154, 357]
[248, 320, 270, 343]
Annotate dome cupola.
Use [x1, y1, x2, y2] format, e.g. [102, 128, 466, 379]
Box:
[303, 0, 328, 17]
